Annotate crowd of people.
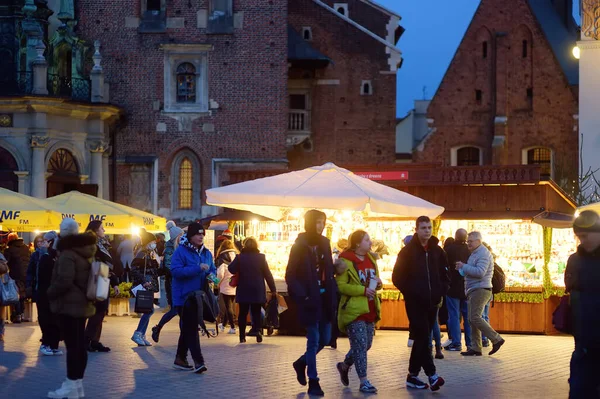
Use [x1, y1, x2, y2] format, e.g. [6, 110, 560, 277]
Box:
[0, 209, 598, 398]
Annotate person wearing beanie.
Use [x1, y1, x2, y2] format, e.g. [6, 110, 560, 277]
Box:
[60, 218, 80, 238]
[26, 232, 62, 356]
[151, 224, 184, 343]
[46, 230, 97, 399]
[84, 220, 121, 353]
[4, 232, 30, 323]
[286, 209, 338, 396]
[169, 222, 216, 373]
[566, 210, 600, 397]
[130, 229, 160, 347]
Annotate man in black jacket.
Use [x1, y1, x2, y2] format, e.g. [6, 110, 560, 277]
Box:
[566, 210, 600, 398]
[285, 210, 337, 397]
[444, 229, 472, 351]
[393, 216, 450, 392]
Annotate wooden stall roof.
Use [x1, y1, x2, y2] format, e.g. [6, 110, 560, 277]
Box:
[226, 164, 577, 219]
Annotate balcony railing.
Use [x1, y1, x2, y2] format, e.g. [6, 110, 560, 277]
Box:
[47, 74, 91, 102]
[288, 109, 310, 132]
[0, 71, 33, 96]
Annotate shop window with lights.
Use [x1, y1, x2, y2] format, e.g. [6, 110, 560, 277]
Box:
[527, 148, 552, 179]
[456, 147, 481, 166]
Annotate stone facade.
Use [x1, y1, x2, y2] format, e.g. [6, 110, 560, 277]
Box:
[415, 0, 579, 191]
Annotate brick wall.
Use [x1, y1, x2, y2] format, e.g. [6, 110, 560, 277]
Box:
[417, 0, 578, 184]
[76, 0, 288, 215]
[288, 0, 397, 169]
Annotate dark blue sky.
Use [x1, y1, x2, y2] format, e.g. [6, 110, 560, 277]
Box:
[378, 0, 580, 117]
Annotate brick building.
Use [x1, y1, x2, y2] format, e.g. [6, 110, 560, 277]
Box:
[72, 0, 402, 220]
[411, 0, 579, 191]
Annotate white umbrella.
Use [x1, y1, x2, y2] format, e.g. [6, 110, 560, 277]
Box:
[206, 163, 444, 220]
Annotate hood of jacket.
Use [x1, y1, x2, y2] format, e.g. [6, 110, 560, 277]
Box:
[335, 251, 377, 275]
[8, 238, 25, 248]
[57, 232, 97, 260]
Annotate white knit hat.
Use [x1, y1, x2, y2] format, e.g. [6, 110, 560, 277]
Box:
[59, 218, 79, 237]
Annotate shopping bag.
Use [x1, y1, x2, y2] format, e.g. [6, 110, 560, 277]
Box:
[229, 273, 238, 288]
[87, 261, 110, 302]
[552, 294, 572, 334]
[0, 274, 20, 307]
[134, 289, 154, 314]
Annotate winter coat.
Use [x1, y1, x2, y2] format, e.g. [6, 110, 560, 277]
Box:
[170, 238, 216, 307]
[392, 234, 450, 310]
[462, 244, 494, 295]
[285, 232, 338, 326]
[228, 248, 276, 304]
[565, 245, 600, 349]
[47, 233, 97, 318]
[0, 253, 7, 275]
[131, 249, 160, 293]
[216, 249, 237, 296]
[445, 241, 471, 299]
[335, 252, 382, 333]
[26, 248, 57, 302]
[5, 239, 30, 295]
[95, 239, 120, 288]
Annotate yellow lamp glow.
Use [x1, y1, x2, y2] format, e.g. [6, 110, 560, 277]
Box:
[131, 225, 140, 236]
[573, 46, 580, 60]
[291, 209, 302, 219]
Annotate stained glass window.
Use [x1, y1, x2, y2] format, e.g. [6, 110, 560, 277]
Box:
[176, 63, 196, 103]
[178, 158, 193, 209]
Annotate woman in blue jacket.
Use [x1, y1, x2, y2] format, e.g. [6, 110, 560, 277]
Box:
[170, 223, 216, 374]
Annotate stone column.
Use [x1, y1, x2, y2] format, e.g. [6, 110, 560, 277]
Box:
[14, 171, 29, 194]
[32, 40, 48, 95]
[30, 135, 49, 198]
[87, 141, 107, 198]
[90, 41, 105, 103]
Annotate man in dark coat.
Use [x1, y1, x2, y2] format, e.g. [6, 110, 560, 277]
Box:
[444, 229, 472, 351]
[285, 210, 337, 397]
[4, 232, 31, 322]
[566, 210, 600, 398]
[393, 216, 450, 392]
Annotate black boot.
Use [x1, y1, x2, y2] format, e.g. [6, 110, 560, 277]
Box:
[239, 330, 246, 343]
[435, 345, 444, 359]
[151, 325, 162, 343]
[308, 379, 324, 396]
[293, 358, 307, 386]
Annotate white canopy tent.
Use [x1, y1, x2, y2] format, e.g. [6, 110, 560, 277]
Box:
[206, 163, 444, 220]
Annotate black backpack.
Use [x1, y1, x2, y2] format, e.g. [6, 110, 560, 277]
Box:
[491, 263, 506, 294]
[190, 280, 220, 337]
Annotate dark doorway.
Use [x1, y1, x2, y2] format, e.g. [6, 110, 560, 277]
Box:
[46, 148, 80, 197]
[0, 146, 18, 192]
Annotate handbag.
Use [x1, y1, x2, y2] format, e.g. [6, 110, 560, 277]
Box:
[229, 273, 239, 288]
[552, 294, 572, 334]
[87, 261, 110, 302]
[0, 273, 20, 307]
[134, 289, 154, 314]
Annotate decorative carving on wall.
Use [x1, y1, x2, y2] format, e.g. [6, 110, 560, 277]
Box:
[582, 0, 600, 40]
[31, 135, 50, 148]
[86, 140, 108, 153]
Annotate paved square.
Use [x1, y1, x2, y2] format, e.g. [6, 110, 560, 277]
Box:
[0, 314, 571, 398]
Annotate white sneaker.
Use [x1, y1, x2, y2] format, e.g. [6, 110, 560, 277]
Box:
[76, 379, 85, 398]
[52, 349, 64, 356]
[407, 339, 414, 347]
[218, 323, 224, 332]
[228, 328, 236, 334]
[47, 378, 79, 398]
[441, 339, 453, 348]
[131, 332, 146, 346]
[40, 345, 54, 356]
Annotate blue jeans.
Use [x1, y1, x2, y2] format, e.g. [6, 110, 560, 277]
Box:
[158, 306, 178, 328]
[446, 296, 472, 348]
[301, 317, 332, 380]
[428, 308, 441, 348]
[0, 316, 4, 335]
[136, 307, 154, 335]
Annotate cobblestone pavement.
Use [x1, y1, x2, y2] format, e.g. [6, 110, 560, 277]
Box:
[0, 314, 572, 398]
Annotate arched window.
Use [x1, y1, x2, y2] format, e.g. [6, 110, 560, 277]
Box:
[178, 158, 193, 210]
[176, 63, 196, 103]
[456, 147, 481, 166]
[525, 147, 552, 179]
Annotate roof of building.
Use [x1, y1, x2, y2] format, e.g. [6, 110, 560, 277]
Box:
[527, 0, 579, 85]
[287, 25, 332, 64]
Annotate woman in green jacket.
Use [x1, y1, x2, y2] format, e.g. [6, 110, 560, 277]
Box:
[334, 230, 382, 394]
